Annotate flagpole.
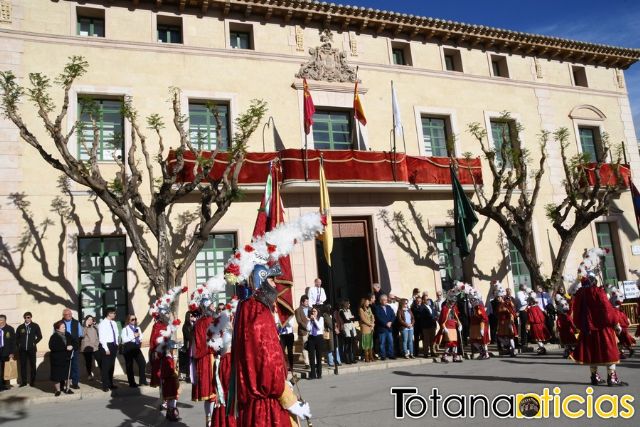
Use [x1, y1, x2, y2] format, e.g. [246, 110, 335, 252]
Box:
[352, 66, 359, 150]
[391, 81, 397, 182]
[304, 133, 309, 181]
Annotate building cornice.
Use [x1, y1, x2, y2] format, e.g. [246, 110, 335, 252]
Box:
[116, 0, 640, 69]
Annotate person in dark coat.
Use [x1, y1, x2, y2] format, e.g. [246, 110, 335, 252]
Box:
[16, 311, 42, 387]
[0, 314, 17, 391]
[49, 320, 75, 396]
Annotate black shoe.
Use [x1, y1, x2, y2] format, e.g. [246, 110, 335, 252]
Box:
[109, 385, 118, 390]
[389, 356, 397, 360]
[64, 389, 74, 394]
[29, 382, 35, 387]
[607, 372, 628, 387]
[139, 381, 149, 386]
[102, 387, 110, 392]
[380, 357, 386, 361]
[19, 384, 27, 388]
[0, 386, 8, 392]
[591, 373, 606, 386]
[129, 383, 139, 388]
[55, 391, 61, 397]
[70, 384, 80, 390]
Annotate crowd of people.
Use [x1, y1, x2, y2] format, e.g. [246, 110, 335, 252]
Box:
[287, 275, 639, 380]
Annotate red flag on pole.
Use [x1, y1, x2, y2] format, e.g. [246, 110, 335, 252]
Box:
[353, 80, 367, 126]
[303, 78, 316, 135]
[252, 161, 295, 324]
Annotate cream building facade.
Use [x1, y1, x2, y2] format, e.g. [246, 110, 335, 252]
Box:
[0, 0, 639, 346]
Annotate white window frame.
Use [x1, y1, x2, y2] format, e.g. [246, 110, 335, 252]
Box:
[388, 40, 412, 66]
[153, 13, 184, 44]
[296, 82, 370, 150]
[71, 4, 106, 38]
[572, 119, 607, 163]
[413, 106, 461, 157]
[180, 90, 238, 150]
[483, 110, 525, 169]
[225, 20, 256, 50]
[487, 53, 510, 78]
[569, 64, 589, 88]
[68, 85, 133, 165]
[440, 47, 463, 73]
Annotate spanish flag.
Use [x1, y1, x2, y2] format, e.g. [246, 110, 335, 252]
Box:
[303, 78, 315, 135]
[353, 80, 367, 126]
[318, 159, 333, 266]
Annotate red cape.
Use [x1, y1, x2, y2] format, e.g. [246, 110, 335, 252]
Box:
[231, 297, 292, 426]
[556, 312, 578, 345]
[526, 305, 550, 342]
[212, 353, 236, 427]
[192, 316, 216, 402]
[149, 321, 167, 388]
[571, 286, 620, 365]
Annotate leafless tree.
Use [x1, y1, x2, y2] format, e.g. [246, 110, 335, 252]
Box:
[0, 56, 267, 298]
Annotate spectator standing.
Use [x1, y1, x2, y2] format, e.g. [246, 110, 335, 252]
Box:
[487, 281, 498, 344]
[322, 304, 341, 366]
[180, 311, 196, 383]
[339, 300, 357, 364]
[277, 312, 295, 370]
[61, 308, 83, 389]
[433, 291, 445, 320]
[294, 295, 310, 369]
[358, 298, 374, 362]
[306, 307, 325, 379]
[373, 294, 396, 360]
[422, 298, 438, 357]
[388, 294, 400, 356]
[48, 320, 74, 396]
[16, 311, 42, 387]
[411, 296, 425, 356]
[80, 315, 99, 380]
[0, 314, 16, 391]
[97, 308, 119, 391]
[397, 299, 415, 358]
[308, 278, 327, 307]
[121, 314, 147, 387]
[515, 285, 529, 350]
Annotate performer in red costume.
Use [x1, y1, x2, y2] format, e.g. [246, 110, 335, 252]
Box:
[494, 284, 518, 357]
[468, 289, 490, 360]
[148, 285, 187, 421]
[228, 264, 311, 426]
[436, 288, 463, 363]
[554, 294, 577, 359]
[570, 248, 627, 387]
[526, 296, 551, 355]
[211, 299, 237, 427]
[609, 289, 636, 359]
[191, 305, 217, 427]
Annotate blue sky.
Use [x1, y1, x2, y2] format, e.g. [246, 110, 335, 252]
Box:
[344, 0, 640, 139]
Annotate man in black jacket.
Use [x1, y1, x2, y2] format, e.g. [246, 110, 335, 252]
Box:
[0, 314, 17, 391]
[16, 312, 42, 387]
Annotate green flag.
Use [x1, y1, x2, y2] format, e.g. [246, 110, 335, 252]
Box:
[451, 165, 478, 258]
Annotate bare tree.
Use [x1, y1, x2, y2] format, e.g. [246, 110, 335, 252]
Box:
[0, 56, 268, 298]
[465, 113, 626, 289]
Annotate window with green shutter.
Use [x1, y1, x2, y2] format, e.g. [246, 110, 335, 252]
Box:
[595, 223, 620, 287]
[78, 98, 124, 162]
[189, 103, 230, 150]
[509, 240, 532, 288]
[195, 233, 237, 304]
[158, 25, 182, 44]
[578, 127, 599, 162]
[435, 227, 464, 291]
[392, 48, 406, 65]
[77, 16, 104, 37]
[421, 117, 449, 157]
[490, 120, 514, 168]
[312, 110, 352, 150]
[78, 236, 128, 322]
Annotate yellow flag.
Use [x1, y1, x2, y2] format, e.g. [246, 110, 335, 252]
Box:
[319, 160, 333, 266]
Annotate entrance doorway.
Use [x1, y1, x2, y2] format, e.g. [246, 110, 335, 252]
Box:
[315, 217, 377, 312]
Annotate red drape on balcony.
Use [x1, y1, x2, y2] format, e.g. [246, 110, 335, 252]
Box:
[166, 149, 483, 186]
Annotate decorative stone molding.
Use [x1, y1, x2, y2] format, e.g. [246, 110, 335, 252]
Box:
[534, 57, 543, 79]
[0, 0, 11, 23]
[295, 25, 304, 52]
[615, 69, 625, 89]
[569, 105, 606, 121]
[296, 29, 358, 83]
[349, 31, 358, 57]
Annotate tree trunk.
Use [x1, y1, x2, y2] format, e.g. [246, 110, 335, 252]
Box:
[548, 231, 579, 290]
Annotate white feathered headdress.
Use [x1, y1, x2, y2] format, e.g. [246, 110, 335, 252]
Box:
[149, 285, 188, 353]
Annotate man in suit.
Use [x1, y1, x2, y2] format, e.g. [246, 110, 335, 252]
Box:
[373, 294, 396, 360]
[294, 295, 310, 368]
[0, 314, 17, 391]
[16, 312, 42, 387]
[98, 308, 119, 391]
[61, 308, 83, 389]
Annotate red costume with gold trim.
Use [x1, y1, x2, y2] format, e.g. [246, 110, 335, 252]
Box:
[496, 299, 518, 338]
[616, 309, 637, 348]
[571, 285, 620, 365]
[149, 321, 167, 388]
[469, 304, 490, 345]
[436, 303, 460, 348]
[191, 315, 217, 402]
[527, 305, 551, 342]
[231, 297, 298, 427]
[556, 311, 578, 346]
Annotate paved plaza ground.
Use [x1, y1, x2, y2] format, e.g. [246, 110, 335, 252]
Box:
[1, 349, 638, 426]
